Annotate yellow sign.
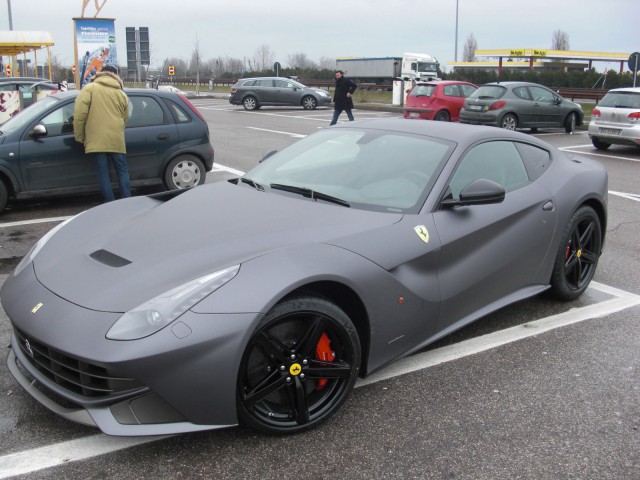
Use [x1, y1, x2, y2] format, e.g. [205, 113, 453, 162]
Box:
[533, 49, 547, 56]
[289, 363, 302, 376]
[168, 65, 175, 76]
[5, 64, 11, 76]
[510, 49, 525, 56]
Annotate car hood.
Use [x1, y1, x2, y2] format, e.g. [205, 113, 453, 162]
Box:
[33, 181, 402, 312]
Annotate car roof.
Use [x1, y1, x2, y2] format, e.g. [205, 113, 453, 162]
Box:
[414, 80, 472, 86]
[606, 87, 640, 93]
[50, 88, 184, 100]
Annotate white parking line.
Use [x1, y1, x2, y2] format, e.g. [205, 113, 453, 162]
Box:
[246, 126, 306, 138]
[0, 281, 638, 478]
[560, 145, 640, 162]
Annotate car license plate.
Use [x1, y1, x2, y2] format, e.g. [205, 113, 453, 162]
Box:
[468, 105, 483, 111]
[599, 128, 621, 136]
[409, 112, 420, 117]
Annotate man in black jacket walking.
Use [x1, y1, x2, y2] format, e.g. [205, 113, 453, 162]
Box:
[330, 70, 357, 125]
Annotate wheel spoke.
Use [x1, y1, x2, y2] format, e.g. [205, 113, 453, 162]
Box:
[243, 371, 287, 405]
[296, 315, 328, 357]
[578, 222, 594, 248]
[285, 376, 310, 424]
[580, 249, 598, 265]
[306, 359, 352, 379]
[254, 330, 289, 364]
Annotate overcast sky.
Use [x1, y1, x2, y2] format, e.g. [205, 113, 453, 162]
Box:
[3, 0, 638, 73]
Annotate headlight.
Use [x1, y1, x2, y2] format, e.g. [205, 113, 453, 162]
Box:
[14, 214, 79, 276]
[106, 265, 240, 340]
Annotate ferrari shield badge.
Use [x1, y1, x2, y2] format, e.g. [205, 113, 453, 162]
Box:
[414, 225, 429, 244]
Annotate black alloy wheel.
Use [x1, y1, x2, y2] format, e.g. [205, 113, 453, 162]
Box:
[434, 110, 451, 122]
[237, 296, 360, 435]
[550, 206, 602, 300]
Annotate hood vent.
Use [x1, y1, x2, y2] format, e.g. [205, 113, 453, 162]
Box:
[90, 249, 132, 267]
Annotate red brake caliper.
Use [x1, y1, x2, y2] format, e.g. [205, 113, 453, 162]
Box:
[315, 332, 335, 390]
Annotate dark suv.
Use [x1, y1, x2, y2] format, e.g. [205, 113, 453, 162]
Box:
[229, 77, 331, 110]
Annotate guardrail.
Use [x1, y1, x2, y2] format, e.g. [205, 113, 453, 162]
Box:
[555, 88, 608, 104]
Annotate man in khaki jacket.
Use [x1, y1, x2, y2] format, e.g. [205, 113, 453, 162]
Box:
[73, 64, 130, 202]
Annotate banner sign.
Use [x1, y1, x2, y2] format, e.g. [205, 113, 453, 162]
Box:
[74, 18, 118, 88]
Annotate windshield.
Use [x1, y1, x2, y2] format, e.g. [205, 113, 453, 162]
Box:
[246, 128, 453, 213]
[0, 95, 62, 134]
[469, 85, 507, 100]
[417, 62, 438, 73]
[599, 91, 640, 109]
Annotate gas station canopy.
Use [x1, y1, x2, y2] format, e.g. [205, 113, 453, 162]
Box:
[0, 31, 54, 56]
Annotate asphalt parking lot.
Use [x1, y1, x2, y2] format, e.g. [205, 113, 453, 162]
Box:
[0, 99, 638, 479]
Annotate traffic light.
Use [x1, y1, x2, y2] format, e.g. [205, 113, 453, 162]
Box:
[5, 64, 11, 77]
[168, 65, 175, 76]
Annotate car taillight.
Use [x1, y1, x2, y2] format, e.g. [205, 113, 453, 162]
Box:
[592, 108, 601, 118]
[629, 112, 640, 123]
[230, 87, 237, 93]
[489, 100, 506, 111]
[177, 93, 207, 122]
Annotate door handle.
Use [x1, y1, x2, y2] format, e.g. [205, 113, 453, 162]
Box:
[542, 201, 554, 211]
[157, 134, 169, 140]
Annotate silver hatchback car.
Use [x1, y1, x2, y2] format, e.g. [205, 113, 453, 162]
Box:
[229, 77, 332, 110]
[588, 87, 640, 150]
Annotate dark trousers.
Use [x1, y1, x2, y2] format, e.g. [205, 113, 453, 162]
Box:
[93, 152, 131, 202]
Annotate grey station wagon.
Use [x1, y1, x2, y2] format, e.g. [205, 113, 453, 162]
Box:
[0, 88, 214, 213]
[229, 77, 332, 110]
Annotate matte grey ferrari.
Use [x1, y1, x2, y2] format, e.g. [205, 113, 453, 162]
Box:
[2, 119, 607, 436]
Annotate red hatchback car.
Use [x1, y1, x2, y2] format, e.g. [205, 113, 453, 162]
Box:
[403, 80, 477, 122]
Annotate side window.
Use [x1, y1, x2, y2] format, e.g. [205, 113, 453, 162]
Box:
[164, 99, 192, 124]
[127, 96, 165, 128]
[528, 86, 555, 103]
[258, 79, 274, 87]
[443, 85, 457, 97]
[39, 102, 75, 136]
[448, 141, 530, 200]
[513, 87, 532, 100]
[515, 143, 551, 180]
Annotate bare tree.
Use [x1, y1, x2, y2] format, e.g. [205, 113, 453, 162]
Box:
[190, 35, 205, 93]
[551, 30, 570, 50]
[287, 53, 316, 70]
[462, 34, 478, 62]
[317, 56, 336, 70]
[253, 45, 275, 72]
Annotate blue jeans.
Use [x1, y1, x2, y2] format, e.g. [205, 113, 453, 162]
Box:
[330, 108, 354, 126]
[93, 152, 131, 202]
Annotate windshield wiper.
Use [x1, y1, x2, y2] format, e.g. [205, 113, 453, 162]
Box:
[270, 183, 350, 207]
[240, 177, 264, 191]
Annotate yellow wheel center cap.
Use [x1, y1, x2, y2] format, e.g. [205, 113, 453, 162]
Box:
[289, 363, 302, 376]
[577, 249, 582, 258]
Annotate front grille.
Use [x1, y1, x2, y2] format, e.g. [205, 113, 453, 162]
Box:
[14, 327, 144, 398]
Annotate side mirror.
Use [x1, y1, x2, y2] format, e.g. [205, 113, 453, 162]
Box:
[30, 124, 47, 138]
[259, 149, 278, 163]
[441, 179, 505, 208]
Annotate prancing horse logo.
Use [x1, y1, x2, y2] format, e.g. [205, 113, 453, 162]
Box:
[414, 225, 430, 244]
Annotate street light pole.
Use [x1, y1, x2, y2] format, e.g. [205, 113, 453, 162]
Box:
[454, 0, 459, 62]
[7, 0, 13, 29]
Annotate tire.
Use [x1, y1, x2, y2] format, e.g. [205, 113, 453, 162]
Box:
[0, 179, 8, 214]
[243, 96, 258, 110]
[591, 137, 611, 150]
[302, 96, 318, 110]
[550, 205, 602, 301]
[164, 155, 206, 190]
[500, 113, 518, 130]
[237, 295, 361, 435]
[434, 110, 450, 122]
[564, 112, 577, 134]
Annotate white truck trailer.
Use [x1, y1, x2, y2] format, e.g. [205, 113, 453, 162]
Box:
[335, 53, 439, 84]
